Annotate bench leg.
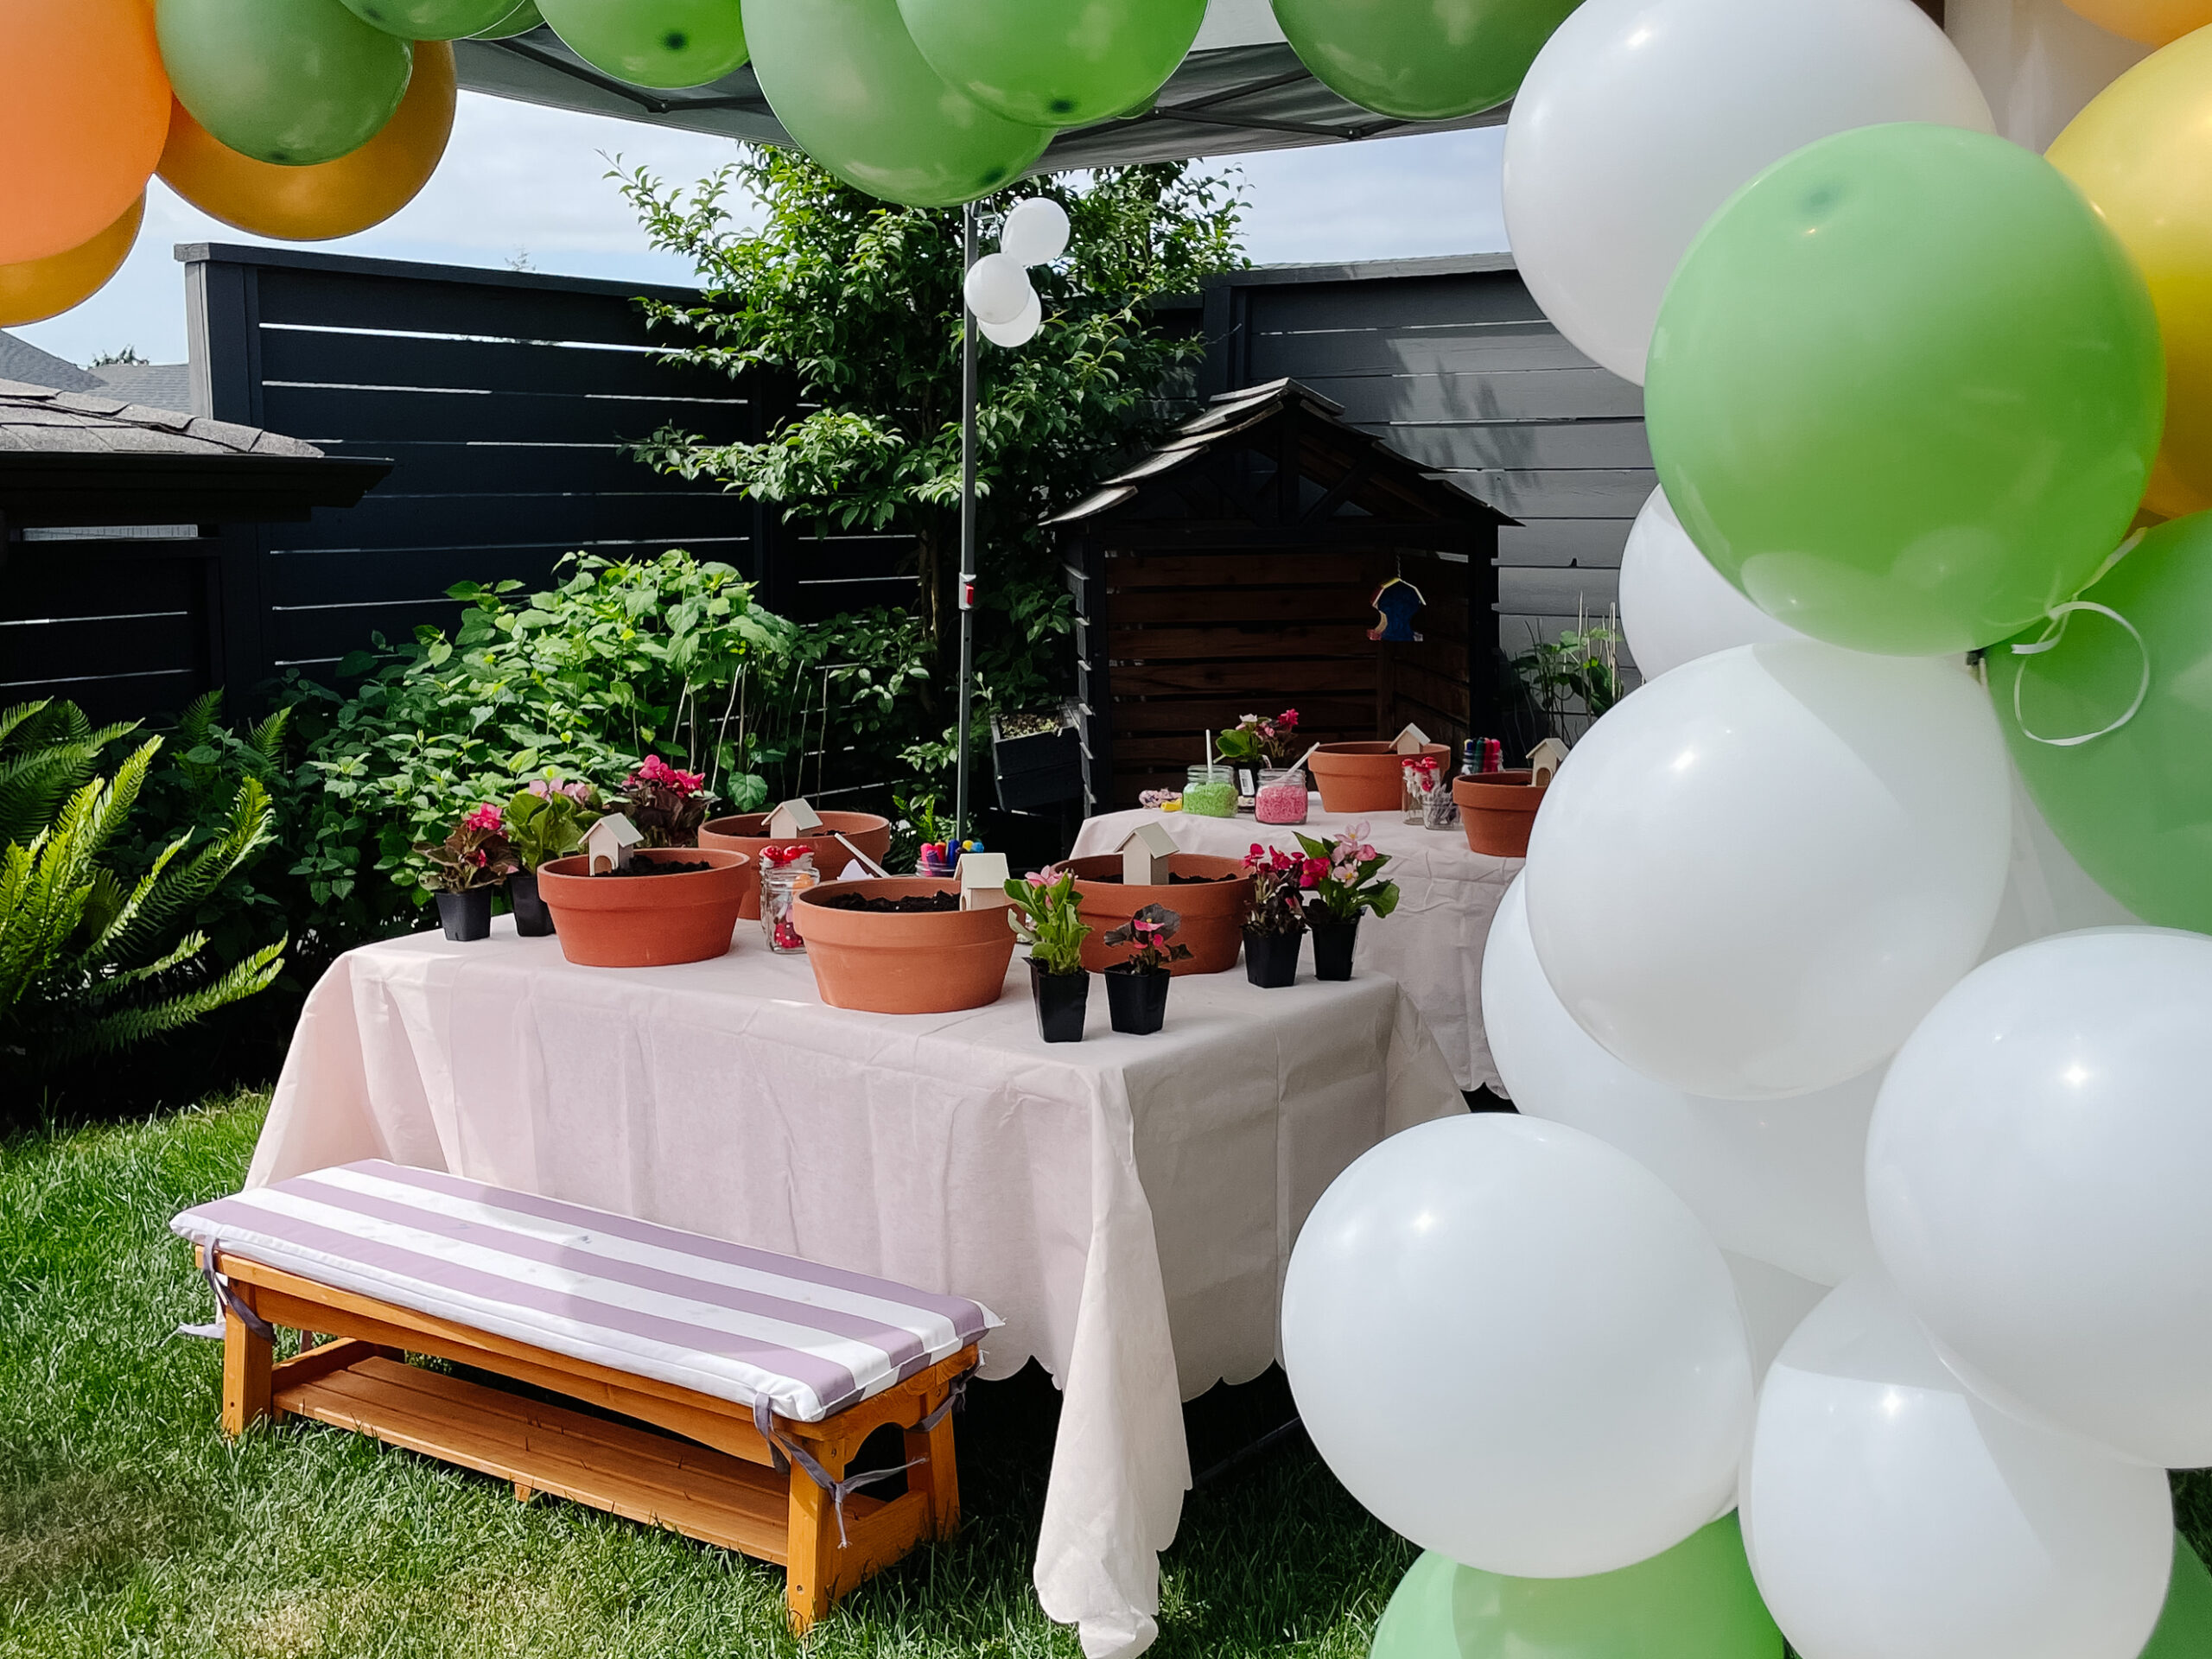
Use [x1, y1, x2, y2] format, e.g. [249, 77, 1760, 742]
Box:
[906, 1399, 960, 1541]
[221, 1299, 273, 1436]
[785, 1454, 839, 1637]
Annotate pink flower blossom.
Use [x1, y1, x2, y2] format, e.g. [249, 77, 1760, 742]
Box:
[1300, 856, 1328, 889]
[461, 803, 504, 834]
[1279, 709, 1300, 728]
[628, 753, 704, 795]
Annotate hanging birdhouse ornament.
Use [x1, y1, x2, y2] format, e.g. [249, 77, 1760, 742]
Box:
[1368, 575, 1427, 642]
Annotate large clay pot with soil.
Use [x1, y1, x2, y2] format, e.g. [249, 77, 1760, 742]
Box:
[699, 810, 895, 920]
[1453, 769, 1547, 859]
[536, 848, 752, 968]
[793, 878, 1017, 1014]
[1052, 854, 1253, 976]
[1308, 741, 1452, 815]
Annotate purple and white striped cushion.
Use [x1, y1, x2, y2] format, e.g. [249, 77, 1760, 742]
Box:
[170, 1160, 996, 1423]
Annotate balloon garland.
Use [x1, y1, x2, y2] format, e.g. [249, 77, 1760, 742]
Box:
[1281, 5, 2212, 1657]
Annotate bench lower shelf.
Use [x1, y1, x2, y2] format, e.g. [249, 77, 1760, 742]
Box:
[276, 1353, 802, 1562]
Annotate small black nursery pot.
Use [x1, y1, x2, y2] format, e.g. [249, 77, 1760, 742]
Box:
[437, 888, 493, 943]
[1031, 962, 1090, 1044]
[509, 870, 556, 938]
[1309, 917, 1358, 982]
[1243, 928, 1301, 988]
[1105, 964, 1170, 1035]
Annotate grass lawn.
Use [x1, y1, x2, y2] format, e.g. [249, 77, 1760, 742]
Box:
[0, 1093, 1412, 1657]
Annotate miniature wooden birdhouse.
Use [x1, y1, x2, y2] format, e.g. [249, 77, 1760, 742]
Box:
[583, 813, 645, 874]
[767, 798, 824, 839]
[1390, 722, 1432, 755]
[957, 852, 1012, 910]
[1528, 738, 1571, 785]
[1117, 822, 1179, 887]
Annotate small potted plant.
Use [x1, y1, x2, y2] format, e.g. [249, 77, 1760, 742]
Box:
[504, 779, 602, 937]
[618, 754, 710, 846]
[416, 803, 520, 942]
[991, 700, 1083, 811]
[1239, 842, 1308, 988]
[1099, 903, 1191, 1035]
[1294, 823, 1400, 981]
[1005, 868, 1092, 1042]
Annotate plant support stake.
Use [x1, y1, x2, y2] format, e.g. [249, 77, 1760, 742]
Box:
[955, 201, 980, 842]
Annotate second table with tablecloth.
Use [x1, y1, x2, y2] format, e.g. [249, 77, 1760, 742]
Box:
[1071, 794, 1520, 1091]
[247, 921, 1461, 1658]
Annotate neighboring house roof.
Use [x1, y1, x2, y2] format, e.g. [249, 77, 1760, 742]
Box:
[0, 378, 391, 526]
[0, 329, 102, 393]
[87, 361, 195, 414]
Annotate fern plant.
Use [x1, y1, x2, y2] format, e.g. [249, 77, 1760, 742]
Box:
[0, 702, 284, 1072]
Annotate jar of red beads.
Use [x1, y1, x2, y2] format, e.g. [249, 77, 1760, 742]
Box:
[759, 846, 817, 953]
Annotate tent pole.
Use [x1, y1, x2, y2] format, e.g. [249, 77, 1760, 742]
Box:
[954, 201, 979, 844]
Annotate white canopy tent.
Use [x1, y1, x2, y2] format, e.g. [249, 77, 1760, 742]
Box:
[452, 0, 1512, 169]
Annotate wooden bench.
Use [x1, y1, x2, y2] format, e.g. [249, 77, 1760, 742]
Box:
[175, 1161, 993, 1633]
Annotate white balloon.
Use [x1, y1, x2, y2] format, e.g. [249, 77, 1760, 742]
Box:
[963, 251, 1032, 326]
[1484, 874, 1879, 1284]
[1282, 1114, 1754, 1578]
[1724, 1250, 1828, 1389]
[1525, 641, 2010, 1099]
[1618, 485, 1805, 679]
[1978, 771, 2139, 963]
[1503, 0, 1993, 384]
[1001, 195, 1070, 265]
[1868, 926, 2212, 1467]
[1741, 1274, 2171, 1659]
[979, 287, 1041, 348]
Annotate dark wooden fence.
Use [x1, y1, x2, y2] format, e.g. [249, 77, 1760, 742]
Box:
[1198, 254, 1652, 670]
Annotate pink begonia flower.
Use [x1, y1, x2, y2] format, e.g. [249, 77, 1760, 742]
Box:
[1280, 708, 1300, 727]
[1026, 871, 1050, 888]
[461, 803, 504, 834]
[525, 779, 553, 798]
[1300, 857, 1328, 888]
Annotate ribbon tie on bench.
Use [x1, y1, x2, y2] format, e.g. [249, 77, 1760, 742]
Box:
[753, 1368, 973, 1548]
[175, 1238, 276, 1344]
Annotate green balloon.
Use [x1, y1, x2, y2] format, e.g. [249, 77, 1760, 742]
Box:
[471, 0, 543, 37]
[338, 0, 513, 41]
[538, 0, 748, 89]
[1646, 123, 2164, 658]
[1271, 0, 1579, 121]
[2141, 1535, 2212, 1659]
[1372, 1516, 1783, 1659]
[895, 0, 1205, 128]
[747, 0, 1053, 209]
[1987, 512, 2212, 931]
[158, 0, 413, 167]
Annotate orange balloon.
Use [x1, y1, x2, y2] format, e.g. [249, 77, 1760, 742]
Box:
[0, 194, 146, 328]
[2063, 0, 2212, 45]
[0, 0, 169, 265]
[157, 39, 456, 241]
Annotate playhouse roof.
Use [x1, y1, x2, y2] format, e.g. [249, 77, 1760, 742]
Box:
[1049, 378, 1514, 547]
[0, 380, 391, 528]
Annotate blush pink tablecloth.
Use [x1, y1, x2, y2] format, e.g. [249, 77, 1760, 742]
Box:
[250, 921, 1460, 1658]
[1072, 796, 1521, 1091]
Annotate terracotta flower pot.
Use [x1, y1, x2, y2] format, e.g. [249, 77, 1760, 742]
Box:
[1052, 854, 1253, 976]
[698, 810, 895, 920]
[536, 849, 752, 968]
[793, 878, 1017, 1014]
[1454, 770, 1548, 859]
[1308, 741, 1452, 815]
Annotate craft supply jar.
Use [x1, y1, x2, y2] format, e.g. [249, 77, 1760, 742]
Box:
[1254, 767, 1309, 825]
[759, 848, 817, 953]
[1402, 756, 1446, 825]
[1182, 764, 1238, 818]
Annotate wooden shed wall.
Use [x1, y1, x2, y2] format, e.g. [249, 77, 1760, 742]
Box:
[1199, 255, 1652, 671]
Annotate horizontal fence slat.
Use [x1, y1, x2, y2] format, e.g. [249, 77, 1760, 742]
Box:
[1108, 586, 1369, 626]
[1100, 657, 1375, 697]
[257, 383, 753, 447]
[1354, 419, 1654, 473]
[1111, 695, 1376, 732]
[1103, 622, 1380, 661]
[250, 265, 687, 350]
[310, 438, 723, 497]
[266, 488, 751, 554]
[1500, 566, 1623, 618]
[1439, 468, 1656, 519]
[1297, 365, 1647, 425]
[1498, 518, 1638, 569]
[0, 611, 201, 683]
[258, 325, 745, 402]
[1246, 271, 1551, 335]
[1248, 325, 1597, 381]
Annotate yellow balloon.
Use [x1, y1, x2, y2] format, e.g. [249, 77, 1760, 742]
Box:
[2050, 27, 2212, 519]
[2063, 0, 2212, 47]
[0, 194, 145, 327]
[156, 39, 455, 241]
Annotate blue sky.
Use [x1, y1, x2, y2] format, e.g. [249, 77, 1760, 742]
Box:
[13, 93, 1508, 368]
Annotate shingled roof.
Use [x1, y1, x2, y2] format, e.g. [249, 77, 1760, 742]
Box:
[0, 378, 389, 527]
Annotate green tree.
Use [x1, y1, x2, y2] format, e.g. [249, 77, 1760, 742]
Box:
[618, 148, 1246, 722]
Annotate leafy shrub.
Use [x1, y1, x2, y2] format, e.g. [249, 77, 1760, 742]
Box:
[1, 701, 283, 1077]
[287, 550, 934, 925]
